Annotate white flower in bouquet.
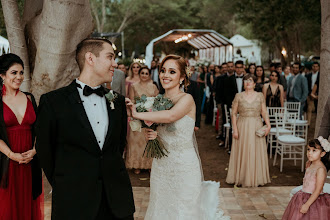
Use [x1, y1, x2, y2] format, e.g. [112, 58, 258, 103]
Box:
[129, 120, 142, 132]
[144, 97, 155, 109]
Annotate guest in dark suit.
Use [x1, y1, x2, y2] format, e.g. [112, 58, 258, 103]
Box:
[222, 60, 245, 108]
[219, 60, 245, 152]
[287, 62, 309, 119]
[36, 38, 135, 220]
[305, 62, 320, 122]
[187, 80, 201, 130]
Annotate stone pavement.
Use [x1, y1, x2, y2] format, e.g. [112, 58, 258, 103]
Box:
[44, 186, 294, 220]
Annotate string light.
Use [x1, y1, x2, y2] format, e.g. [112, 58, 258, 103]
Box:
[174, 34, 193, 43]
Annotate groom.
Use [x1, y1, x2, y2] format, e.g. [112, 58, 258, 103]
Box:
[36, 38, 135, 220]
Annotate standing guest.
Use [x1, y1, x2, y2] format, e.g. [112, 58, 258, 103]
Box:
[275, 63, 288, 92]
[220, 60, 245, 153]
[262, 70, 284, 107]
[187, 79, 201, 131]
[215, 62, 235, 146]
[0, 54, 43, 220]
[189, 66, 198, 82]
[226, 74, 271, 187]
[287, 62, 309, 118]
[221, 62, 228, 75]
[211, 65, 221, 85]
[282, 138, 330, 219]
[204, 64, 215, 124]
[222, 60, 245, 108]
[107, 69, 126, 96]
[248, 63, 256, 75]
[36, 38, 135, 219]
[126, 67, 158, 174]
[255, 65, 269, 92]
[305, 62, 320, 122]
[125, 62, 141, 97]
[118, 62, 128, 77]
[283, 65, 292, 83]
[197, 66, 206, 112]
[150, 60, 159, 87]
[249, 51, 257, 64]
[318, 94, 330, 139]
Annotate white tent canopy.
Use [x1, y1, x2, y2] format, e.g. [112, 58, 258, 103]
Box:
[145, 29, 233, 67]
[0, 36, 10, 55]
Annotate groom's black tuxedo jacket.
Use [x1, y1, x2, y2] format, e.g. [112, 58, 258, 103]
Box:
[36, 81, 135, 220]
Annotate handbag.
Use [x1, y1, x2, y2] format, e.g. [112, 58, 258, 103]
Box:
[256, 125, 268, 137]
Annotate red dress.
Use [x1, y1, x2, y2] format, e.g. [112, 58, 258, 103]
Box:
[0, 98, 43, 220]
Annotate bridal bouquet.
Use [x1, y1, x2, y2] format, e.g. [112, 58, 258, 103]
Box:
[129, 94, 174, 159]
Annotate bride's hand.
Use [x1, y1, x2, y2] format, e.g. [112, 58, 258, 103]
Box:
[145, 128, 157, 140]
[233, 130, 239, 139]
[125, 98, 136, 117]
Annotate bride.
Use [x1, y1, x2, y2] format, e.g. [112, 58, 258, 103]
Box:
[126, 55, 230, 220]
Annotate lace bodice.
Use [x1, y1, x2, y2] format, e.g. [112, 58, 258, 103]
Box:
[302, 166, 324, 194]
[232, 92, 264, 117]
[157, 115, 195, 152]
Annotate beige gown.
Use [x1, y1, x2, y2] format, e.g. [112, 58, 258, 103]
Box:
[125, 82, 159, 169]
[226, 92, 271, 187]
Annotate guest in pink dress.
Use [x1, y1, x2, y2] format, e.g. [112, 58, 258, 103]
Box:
[282, 137, 330, 220]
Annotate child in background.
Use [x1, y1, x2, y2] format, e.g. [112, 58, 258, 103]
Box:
[282, 137, 330, 219]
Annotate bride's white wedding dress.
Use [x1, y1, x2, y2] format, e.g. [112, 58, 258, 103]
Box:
[144, 115, 230, 220]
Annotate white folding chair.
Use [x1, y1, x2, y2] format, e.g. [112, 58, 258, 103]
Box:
[273, 112, 307, 172]
[212, 98, 218, 126]
[285, 101, 300, 116]
[223, 105, 231, 149]
[267, 107, 290, 158]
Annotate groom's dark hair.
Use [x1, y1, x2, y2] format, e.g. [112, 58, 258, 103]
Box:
[76, 38, 113, 71]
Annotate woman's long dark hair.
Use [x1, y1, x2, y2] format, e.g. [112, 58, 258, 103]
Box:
[256, 65, 265, 83]
[309, 139, 330, 171]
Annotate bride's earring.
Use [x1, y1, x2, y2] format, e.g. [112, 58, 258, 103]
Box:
[180, 81, 183, 85]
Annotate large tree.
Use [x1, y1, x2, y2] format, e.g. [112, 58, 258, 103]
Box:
[1, 0, 93, 100]
[315, 0, 330, 137]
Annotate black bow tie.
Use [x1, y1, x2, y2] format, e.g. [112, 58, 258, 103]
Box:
[76, 83, 106, 97]
[236, 75, 243, 79]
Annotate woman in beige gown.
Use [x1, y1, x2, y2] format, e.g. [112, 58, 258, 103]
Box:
[125, 66, 159, 174]
[226, 74, 271, 187]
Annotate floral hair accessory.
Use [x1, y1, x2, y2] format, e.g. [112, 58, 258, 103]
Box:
[185, 65, 193, 78]
[317, 136, 330, 152]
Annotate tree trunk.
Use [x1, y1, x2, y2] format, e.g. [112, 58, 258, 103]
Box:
[315, 0, 330, 137]
[25, 0, 93, 101]
[1, 0, 31, 92]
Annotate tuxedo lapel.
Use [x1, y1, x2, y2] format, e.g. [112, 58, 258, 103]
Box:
[67, 81, 100, 149]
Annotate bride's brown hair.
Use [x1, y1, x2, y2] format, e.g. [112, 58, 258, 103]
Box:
[159, 55, 190, 90]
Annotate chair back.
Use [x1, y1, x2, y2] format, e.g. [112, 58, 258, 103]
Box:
[285, 102, 301, 119]
[224, 104, 230, 124]
[267, 107, 286, 127]
[275, 112, 297, 137]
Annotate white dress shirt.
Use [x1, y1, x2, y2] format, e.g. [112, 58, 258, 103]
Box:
[76, 79, 109, 149]
[311, 72, 318, 90]
[235, 73, 243, 93]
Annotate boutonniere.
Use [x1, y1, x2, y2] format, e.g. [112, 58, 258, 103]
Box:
[105, 90, 118, 110]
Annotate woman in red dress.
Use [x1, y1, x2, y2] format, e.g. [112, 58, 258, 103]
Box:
[0, 53, 43, 220]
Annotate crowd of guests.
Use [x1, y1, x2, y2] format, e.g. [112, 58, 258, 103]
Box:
[110, 58, 320, 177]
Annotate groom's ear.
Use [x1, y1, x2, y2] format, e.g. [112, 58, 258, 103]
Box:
[85, 52, 95, 67]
